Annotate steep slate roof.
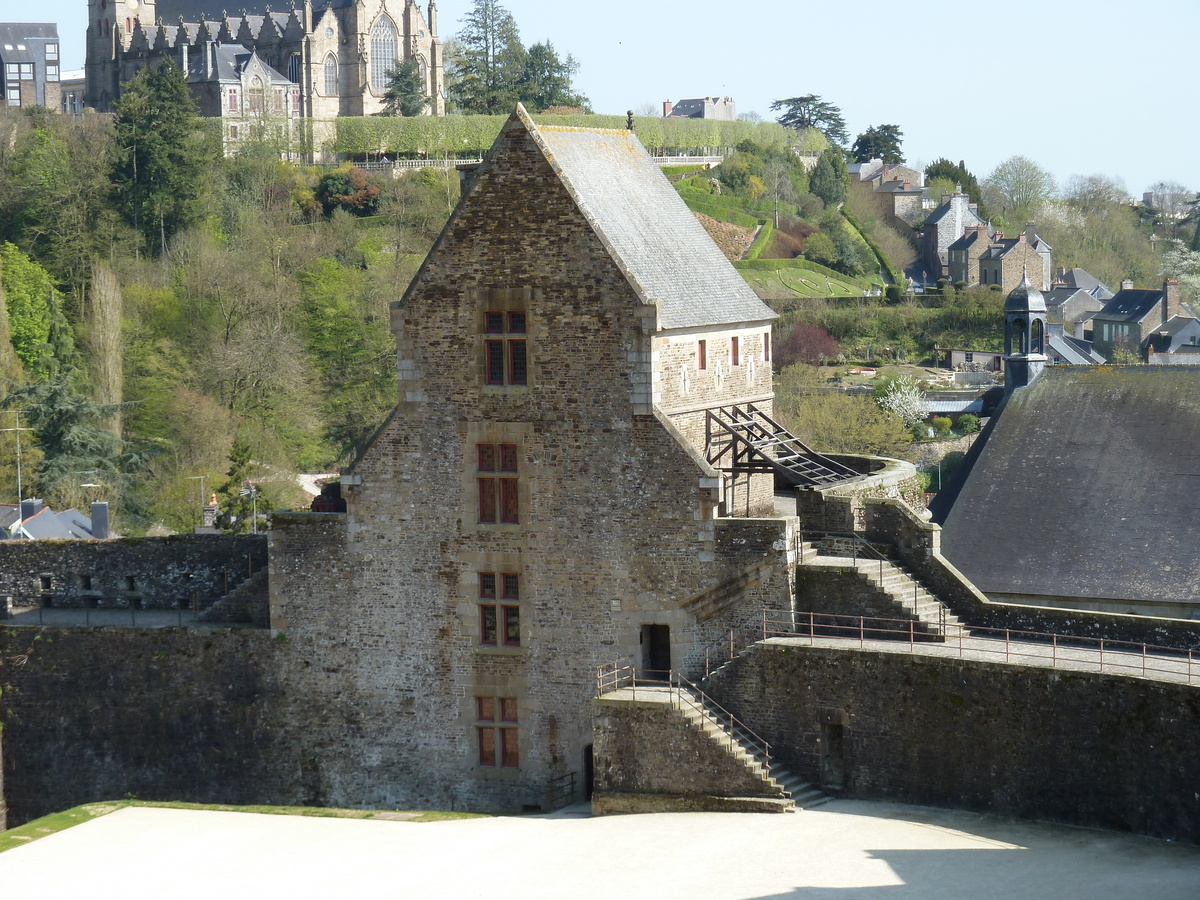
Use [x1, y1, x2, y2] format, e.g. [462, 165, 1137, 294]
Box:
[157, 0, 351, 16]
[188, 44, 293, 85]
[1095, 289, 1164, 323]
[1055, 267, 1112, 298]
[937, 366, 1200, 605]
[520, 107, 774, 330]
[1047, 332, 1103, 364]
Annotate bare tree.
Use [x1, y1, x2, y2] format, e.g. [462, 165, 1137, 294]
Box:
[985, 155, 1057, 215]
[86, 258, 125, 435]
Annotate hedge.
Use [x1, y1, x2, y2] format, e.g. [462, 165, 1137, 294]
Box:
[331, 114, 801, 157]
[733, 257, 872, 287]
[742, 220, 774, 261]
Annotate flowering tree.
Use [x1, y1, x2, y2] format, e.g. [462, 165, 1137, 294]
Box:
[874, 375, 928, 427]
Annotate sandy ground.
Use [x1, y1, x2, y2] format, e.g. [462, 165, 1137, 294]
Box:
[1, 799, 1198, 899]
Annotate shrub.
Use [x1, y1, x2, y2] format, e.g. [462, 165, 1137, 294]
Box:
[931, 416, 953, 436]
[316, 166, 383, 217]
[958, 413, 980, 433]
[885, 284, 903, 303]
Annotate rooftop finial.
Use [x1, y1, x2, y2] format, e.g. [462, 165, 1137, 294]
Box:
[627, 110, 634, 132]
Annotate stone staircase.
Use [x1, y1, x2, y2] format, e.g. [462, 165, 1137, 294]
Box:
[802, 545, 963, 640]
[671, 687, 831, 812]
[195, 568, 270, 627]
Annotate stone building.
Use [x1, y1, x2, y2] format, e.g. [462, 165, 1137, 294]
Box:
[85, 0, 444, 118]
[663, 96, 736, 120]
[922, 189, 989, 280]
[266, 105, 872, 811]
[977, 223, 1052, 291]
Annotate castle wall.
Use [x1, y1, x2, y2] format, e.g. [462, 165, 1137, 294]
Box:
[705, 641, 1200, 844]
[0, 535, 266, 611]
[0, 626, 290, 827]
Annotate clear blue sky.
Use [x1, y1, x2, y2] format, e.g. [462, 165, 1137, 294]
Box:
[35, 0, 1199, 195]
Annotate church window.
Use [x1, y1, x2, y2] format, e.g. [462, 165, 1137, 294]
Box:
[697, 339, 707, 370]
[370, 16, 399, 92]
[479, 572, 520, 647]
[484, 311, 527, 386]
[477, 443, 519, 525]
[476, 697, 519, 768]
[731, 336, 740, 367]
[248, 76, 264, 113]
[323, 54, 337, 95]
[288, 53, 302, 86]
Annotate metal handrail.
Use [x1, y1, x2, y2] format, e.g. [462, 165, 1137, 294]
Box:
[595, 657, 772, 775]
[768, 611, 1199, 686]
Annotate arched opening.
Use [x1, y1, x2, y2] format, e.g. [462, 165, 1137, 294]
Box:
[323, 54, 337, 95]
[1031, 319, 1043, 353]
[370, 16, 398, 92]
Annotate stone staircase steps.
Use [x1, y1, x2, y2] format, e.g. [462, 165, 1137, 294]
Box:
[803, 553, 962, 637]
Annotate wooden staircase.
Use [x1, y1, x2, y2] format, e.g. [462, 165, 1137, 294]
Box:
[706, 404, 861, 488]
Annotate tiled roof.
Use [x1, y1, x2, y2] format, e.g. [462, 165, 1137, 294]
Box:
[524, 108, 775, 330]
[936, 366, 1200, 604]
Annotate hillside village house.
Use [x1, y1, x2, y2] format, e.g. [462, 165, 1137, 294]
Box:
[923, 189, 989, 281]
[1090, 278, 1189, 360]
[85, 0, 444, 122]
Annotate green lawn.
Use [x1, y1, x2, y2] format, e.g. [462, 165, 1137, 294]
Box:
[0, 800, 487, 854]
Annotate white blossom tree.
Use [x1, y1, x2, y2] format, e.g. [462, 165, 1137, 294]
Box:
[875, 376, 928, 427]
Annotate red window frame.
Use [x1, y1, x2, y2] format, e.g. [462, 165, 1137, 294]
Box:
[698, 339, 707, 370]
[731, 336, 740, 367]
[479, 572, 520, 646]
[484, 311, 527, 386]
[477, 443, 519, 524]
[476, 696, 519, 768]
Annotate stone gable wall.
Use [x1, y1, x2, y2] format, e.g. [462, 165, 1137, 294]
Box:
[266, 118, 790, 812]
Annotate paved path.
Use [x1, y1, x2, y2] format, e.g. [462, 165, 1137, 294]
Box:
[1, 801, 1197, 899]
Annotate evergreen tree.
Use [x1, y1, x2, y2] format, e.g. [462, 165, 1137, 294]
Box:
[449, 0, 527, 114]
[1191, 220, 1200, 253]
[112, 64, 210, 254]
[810, 148, 847, 206]
[769, 95, 847, 146]
[517, 41, 589, 112]
[381, 58, 430, 116]
[925, 158, 989, 219]
[851, 124, 904, 164]
[217, 435, 256, 533]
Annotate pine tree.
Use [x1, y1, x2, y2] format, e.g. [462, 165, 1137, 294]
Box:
[449, 0, 527, 114]
[810, 148, 846, 206]
[516, 42, 589, 112]
[217, 436, 256, 534]
[1191, 220, 1200, 253]
[112, 64, 210, 254]
[381, 59, 430, 116]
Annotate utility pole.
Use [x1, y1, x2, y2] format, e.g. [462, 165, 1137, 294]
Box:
[0, 410, 33, 530]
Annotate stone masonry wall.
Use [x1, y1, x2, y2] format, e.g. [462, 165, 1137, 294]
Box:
[0, 626, 289, 827]
[591, 696, 778, 799]
[266, 115, 788, 814]
[705, 641, 1200, 843]
[0, 535, 267, 611]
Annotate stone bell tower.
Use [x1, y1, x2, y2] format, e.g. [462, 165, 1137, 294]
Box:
[85, 0, 158, 109]
[1004, 266, 1048, 393]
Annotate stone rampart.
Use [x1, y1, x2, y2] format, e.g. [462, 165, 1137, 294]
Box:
[0, 535, 267, 612]
[0, 626, 289, 827]
[705, 640, 1200, 843]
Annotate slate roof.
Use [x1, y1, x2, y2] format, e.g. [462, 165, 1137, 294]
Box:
[1047, 332, 1103, 365]
[187, 44, 294, 86]
[1054, 267, 1112, 298]
[157, 0, 350, 17]
[936, 366, 1200, 605]
[15, 507, 75, 540]
[519, 107, 775, 330]
[947, 230, 987, 252]
[0, 24, 58, 69]
[1094, 289, 1164, 323]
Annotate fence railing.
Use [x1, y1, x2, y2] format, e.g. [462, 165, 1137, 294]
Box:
[0, 602, 238, 629]
[596, 656, 771, 774]
[544, 771, 577, 812]
[769, 611, 1199, 685]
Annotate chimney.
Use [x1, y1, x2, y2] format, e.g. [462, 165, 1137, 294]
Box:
[1164, 278, 1182, 321]
[1121, 278, 1134, 292]
[91, 501, 110, 539]
[20, 498, 43, 521]
[662, 100, 672, 117]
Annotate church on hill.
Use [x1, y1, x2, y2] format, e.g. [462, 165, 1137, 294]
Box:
[85, 0, 445, 122]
